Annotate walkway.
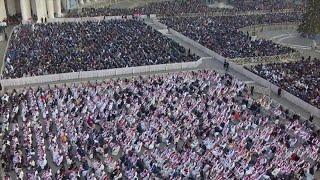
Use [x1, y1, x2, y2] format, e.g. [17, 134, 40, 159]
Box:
[0, 25, 15, 78]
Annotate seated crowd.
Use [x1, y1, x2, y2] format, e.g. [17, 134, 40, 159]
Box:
[4, 19, 197, 78]
[0, 70, 319, 179]
[228, 0, 304, 12]
[248, 56, 320, 109]
[67, 0, 213, 17]
[161, 13, 301, 58]
[67, 0, 303, 18]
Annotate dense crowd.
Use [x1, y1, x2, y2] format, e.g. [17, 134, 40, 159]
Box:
[67, 0, 304, 18]
[3, 15, 21, 25]
[161, 13, 301, 58]
[248, 57, 320, 109]
[228, 0, 305, 12]
[0, 70, 319, 179]
[4, 19, 197, 78]
[66, 0, 212, 17]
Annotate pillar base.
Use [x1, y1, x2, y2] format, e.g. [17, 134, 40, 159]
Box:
[0, 34, 5, 42]
[22, 20, 32, 24]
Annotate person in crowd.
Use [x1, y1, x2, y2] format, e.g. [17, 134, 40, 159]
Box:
[3, 19, 198, 78]
[250, 86, 254, 95]
[0, 70, 319, 179]
[224, 59, 230, 72]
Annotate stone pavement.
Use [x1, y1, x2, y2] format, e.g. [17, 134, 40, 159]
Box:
[0, 25, 15, 78]
[257, 28, 320, 59]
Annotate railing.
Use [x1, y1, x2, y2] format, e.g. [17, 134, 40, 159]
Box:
[0, 58, 204, 88]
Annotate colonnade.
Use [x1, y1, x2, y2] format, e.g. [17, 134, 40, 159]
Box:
[0, 0, 98, 23]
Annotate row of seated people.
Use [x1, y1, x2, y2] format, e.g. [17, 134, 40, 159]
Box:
[0, 70, 319, 179]
[3, 19, 198, 78]
[66, 0, 303, 17]
[161, 12, 301, 59]
[66, 0, 217, 17]
[248, 56, 320, 109]
[228, 0, 305, 12]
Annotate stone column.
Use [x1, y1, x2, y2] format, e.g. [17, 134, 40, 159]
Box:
[79, 0, 84, 5]
[61, 0, 67, 11]
[15, 0, 21, 13]
[35, 0, 47, 23]
[54, 0, 62, 17]
[20, 0, 32, 22]
[30, 0, 37, 16]
[5, 0, 17, 16]
[0, 0, 7, 21]
[46, 0, 54, 18]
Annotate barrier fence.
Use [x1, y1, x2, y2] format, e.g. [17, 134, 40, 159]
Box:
[167, 22, 320, 118]
[0, 58, 204, 88]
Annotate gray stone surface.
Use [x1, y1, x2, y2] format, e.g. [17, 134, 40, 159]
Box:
[257, 28, 320, 58]
[0, 25, 14, 77]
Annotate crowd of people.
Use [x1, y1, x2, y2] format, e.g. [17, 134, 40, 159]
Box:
[67, 0, 304, 18]
[66, 0, 214, 17]
[248, 56, 320, 109]
[4, 19, 197, 78]
[228, 0, 305, 12]
[161, 13, 301, 58]
[0, 70, 319, 179]
[3, 15, 21, 25]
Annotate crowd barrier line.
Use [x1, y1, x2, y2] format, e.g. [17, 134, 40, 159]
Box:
[0, 58, 204, 87]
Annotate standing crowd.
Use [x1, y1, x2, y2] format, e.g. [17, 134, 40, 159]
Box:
[161, 13, 301, 59]
[4, 19, 197, 78]
[248, 57, 320, 109]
